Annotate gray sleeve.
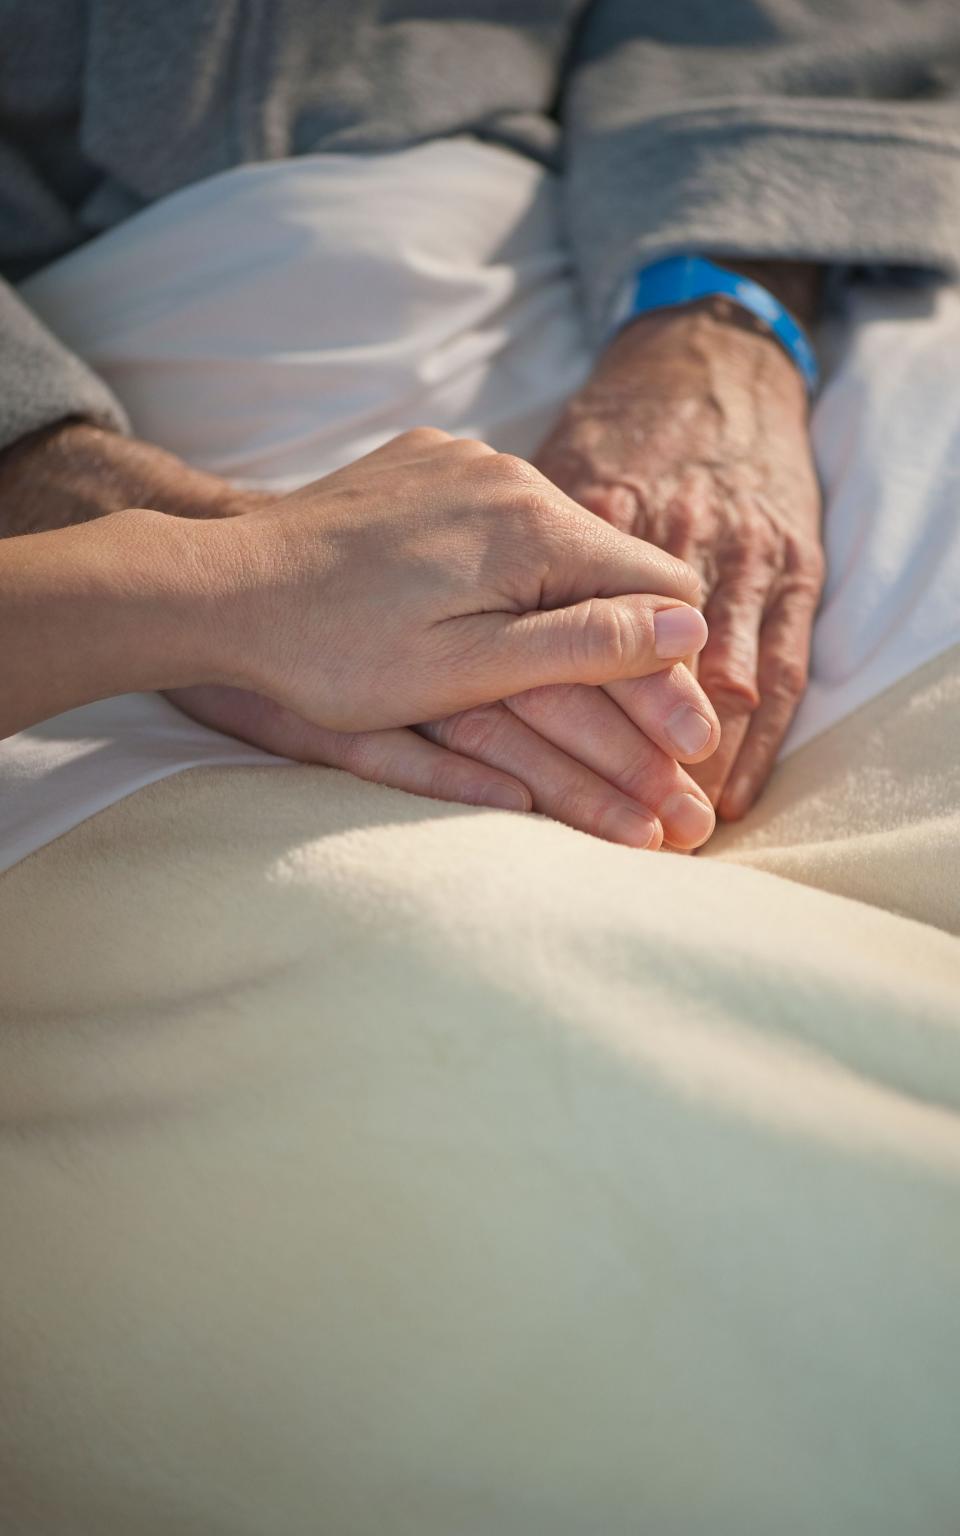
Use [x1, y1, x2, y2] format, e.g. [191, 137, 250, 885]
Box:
[0, 4, 129, 454]
[562, 0, 960, 339]
[0, 278, 129, 449]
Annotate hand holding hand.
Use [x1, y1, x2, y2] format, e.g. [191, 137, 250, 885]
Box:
[173, 651, 720, 852]
[172, 429, 719, 847]
[206, 428, 708, 732]
[1, 414, 712, 847]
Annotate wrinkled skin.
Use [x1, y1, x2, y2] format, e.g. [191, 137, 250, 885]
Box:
[536, 304, 825, 822]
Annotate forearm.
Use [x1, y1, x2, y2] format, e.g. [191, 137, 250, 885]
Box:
[0, 509, 231, 737]
[0, 420, 259, 538]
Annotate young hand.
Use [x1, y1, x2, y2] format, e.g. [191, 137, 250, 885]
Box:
[171, 429, 719, 848]
[203, 428, 709, 733]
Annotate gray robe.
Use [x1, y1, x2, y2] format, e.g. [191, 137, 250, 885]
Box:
[2, 0, 959, 451]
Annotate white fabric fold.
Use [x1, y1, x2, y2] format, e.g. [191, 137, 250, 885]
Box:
[3, 139, 960, 870]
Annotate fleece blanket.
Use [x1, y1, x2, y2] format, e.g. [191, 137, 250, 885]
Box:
[0, 642, 958, 1536]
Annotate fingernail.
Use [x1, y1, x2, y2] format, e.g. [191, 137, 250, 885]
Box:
[599, 805, 661, 849]
[659, 791, 715, 848]
[654, 606, 709, 659]
[477, 784, 529, 812]
[664, 704, 713, 755]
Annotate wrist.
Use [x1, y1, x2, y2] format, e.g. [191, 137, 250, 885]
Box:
[152, 510, 273, 692]
[85, 507, 239, 693]
[186, 509, 310, 700]
[0, 506, 238, 736]
[596, 304, 809, 411]
[610, 256, 821, 398]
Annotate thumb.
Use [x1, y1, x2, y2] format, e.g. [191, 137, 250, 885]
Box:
[451, 596, 708, 700]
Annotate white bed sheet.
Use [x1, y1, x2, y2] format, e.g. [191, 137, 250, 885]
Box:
[2, 139, 960, 875]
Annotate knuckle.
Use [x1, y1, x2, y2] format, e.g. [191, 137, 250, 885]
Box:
[509, 681, 583, 725]
[701, 676, 761, 714]
[441, 703, 506, 760]
[790, 543, 827, 591]
[615, 751, 660, 804]
[449, 435, 496, 458]
[495, 450, 536, 478]
[729, 555, 774, 596]
[570, 598, 630, 675]
[396, 426, 451, 450]
[725, 525, 778, 579]
[492, 452, 545, 492]
[338, 732, 381, 781]
[764, 654, 809, 699]
[706, 581, 761, 624]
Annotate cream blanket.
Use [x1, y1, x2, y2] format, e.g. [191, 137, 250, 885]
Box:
[1, 647, 958, 1535]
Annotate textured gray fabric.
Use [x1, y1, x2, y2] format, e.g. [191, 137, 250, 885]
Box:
[564, 1, 960, 332]
[0, 279, 131, 445]
[1, 0, 959, 452]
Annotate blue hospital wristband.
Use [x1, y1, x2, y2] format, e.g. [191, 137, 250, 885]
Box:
[617, 255, 820, 396]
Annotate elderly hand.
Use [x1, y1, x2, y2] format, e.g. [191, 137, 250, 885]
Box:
[535, 303, 824, 822]
[171, 429, 721, 850]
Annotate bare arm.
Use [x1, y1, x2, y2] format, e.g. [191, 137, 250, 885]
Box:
[0, 422, 721, 849]
[0, 508, 227, 737]
[0, 430, 707, 743]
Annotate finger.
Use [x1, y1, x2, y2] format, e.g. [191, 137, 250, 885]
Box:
[699, 569, 774, 709]
[329, 726, 533, 813]
[656, 468, 715, 574]
[716, 584, 818, 821]
[605, 664, 720, 765]
[422, 703, 668, 851]
[687, 699, 753, 810]
[504, 683, 716, 850]
[442, 596, 708, 708]
[171, 685, 532, 812]
[687, 568, 772, 807]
